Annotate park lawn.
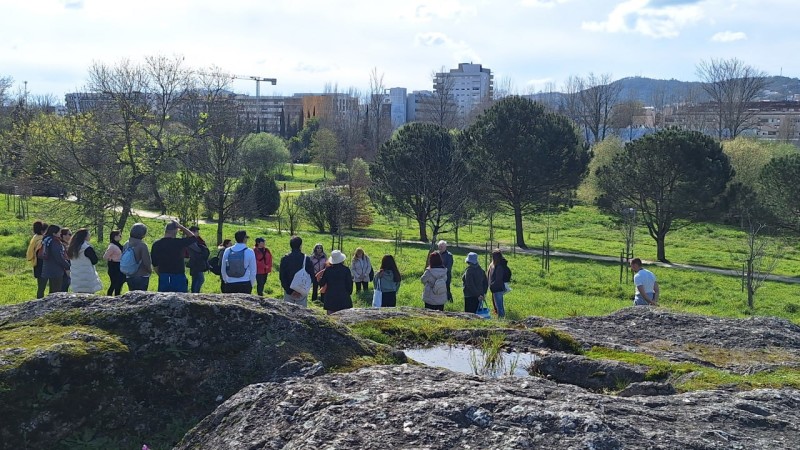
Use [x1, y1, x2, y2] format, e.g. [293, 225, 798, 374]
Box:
[358, 205, 800, 277]
[1, 195, 798, 326]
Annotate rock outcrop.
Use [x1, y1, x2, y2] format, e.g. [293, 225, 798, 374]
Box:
[176, 364, 800, 449]
[0, 292, 400, 450]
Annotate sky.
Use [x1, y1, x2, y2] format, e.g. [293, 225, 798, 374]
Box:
[2, 0, 799, 101]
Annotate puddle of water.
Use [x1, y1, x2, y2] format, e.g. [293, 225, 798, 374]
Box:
[404, 345, 538, 378]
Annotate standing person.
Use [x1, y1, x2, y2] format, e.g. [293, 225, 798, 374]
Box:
[221, 230, 257, 294]
[59, 228, 73, 292]
[438, 240, 454, 302]
[487, 250, 511, 319]
[374, 254, 401, 308]
[124, 223, 152, 292]
[350, 247, 372, 294]
[253, 237, 273, 296]
[103, 230, 125, 296]
[630, 258, 659, 306]
[211, 239, 233, 293]
[150, 220, 196, 293]
[27, 220, 48, 299]
[421, 251, 448, 311]
[186, 225, 210, 293]
[319, 250, 353, 314]
[67, 228, 103, 294]
[40, 224, 70, 295]
[309, 243, 327, 303]
[278, 236, 315, 307]
[462, 252, 488, 314]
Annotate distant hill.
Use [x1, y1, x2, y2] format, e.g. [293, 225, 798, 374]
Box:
[530, 76, 800, 107]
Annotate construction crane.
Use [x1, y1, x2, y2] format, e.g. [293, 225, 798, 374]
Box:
[230, 75, 277, 98]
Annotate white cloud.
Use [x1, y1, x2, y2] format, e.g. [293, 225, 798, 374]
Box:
[710, 30, 746, 42]
[519, 0, 571, 7]
[402, 0, 478, 22]
[582, 0, 704, 38]
[414, 32, 481, 64]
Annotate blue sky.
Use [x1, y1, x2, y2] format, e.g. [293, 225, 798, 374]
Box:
[1, 0, 798, 101]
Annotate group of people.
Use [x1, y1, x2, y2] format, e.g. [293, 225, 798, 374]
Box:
[26, 218, 659, 316]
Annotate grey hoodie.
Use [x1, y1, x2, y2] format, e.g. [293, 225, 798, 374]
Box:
[124, 237, 152, 277]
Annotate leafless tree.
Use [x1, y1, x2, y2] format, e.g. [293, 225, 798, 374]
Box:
[577, 73, 622, 143]
[183, 68, 252, 244]
[425, 66, 459, 129]
[732, 219, 783, 311]
[696, 58, 768, 140]
[777, 114, 798, 144]
[364, 68, 391, 159]
[86, 55, 192, 227]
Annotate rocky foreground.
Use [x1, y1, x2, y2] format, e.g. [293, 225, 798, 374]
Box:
[177, 364, 800, 450]
[1, 294, 799, 449]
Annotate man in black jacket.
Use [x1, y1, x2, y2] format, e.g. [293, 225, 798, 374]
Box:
[186, 225, 210, 293]
[279, 236, 315, 307]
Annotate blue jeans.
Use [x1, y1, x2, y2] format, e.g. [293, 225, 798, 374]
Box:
[492, 291, 506, 319]
[158, 273, 188, 293]
[191, 271, 205, 293]
[127, 275, 150, 291]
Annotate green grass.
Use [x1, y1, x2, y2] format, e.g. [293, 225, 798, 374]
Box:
[2, 166, 799, 327]
[585, 346, 800, 392]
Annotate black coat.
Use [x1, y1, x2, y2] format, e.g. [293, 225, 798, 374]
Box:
[319, 263, 353, 312]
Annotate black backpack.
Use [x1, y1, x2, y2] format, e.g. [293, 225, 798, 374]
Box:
[208, 249, 223, 276]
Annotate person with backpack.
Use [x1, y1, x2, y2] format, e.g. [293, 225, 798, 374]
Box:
[122, 223, 152, 292]
[40, 224, 70, 295]
[67, 228, 103, 294]
[487, 249, 511, 319]
[278, 236, 315, 307]
[318, 249, 353, 314]
[27, 220, 49, 299]
[420, 251, 448, 311]
[221, 230, 256, 294]
[186, 225, 210, 293]
[209, 239, 232, 292]
[374, 254, 401, 307]
[103, 230, 125, 296]
[150, 220, 196, 293]
[253, 237, 273, 296]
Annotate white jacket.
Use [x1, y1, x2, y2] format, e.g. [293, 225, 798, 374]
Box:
[221, 243, 257, 286]
[71, 242, 103, 293]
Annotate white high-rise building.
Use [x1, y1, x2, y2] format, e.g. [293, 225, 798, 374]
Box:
[434, 63, 493, 119]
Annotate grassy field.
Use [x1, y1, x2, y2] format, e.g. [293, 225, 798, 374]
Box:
[2, 182, 798, 325]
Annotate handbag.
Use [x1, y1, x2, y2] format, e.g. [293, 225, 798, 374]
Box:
[369, 267, 375, 282]
[475, 298, 491, 319]
[372, 277, 382, 308]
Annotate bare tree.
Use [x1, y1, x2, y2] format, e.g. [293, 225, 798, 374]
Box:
[86, 55, 192, 227]
[183, 69, 251, 244]
[577, 73, 622, 143]
[732, 219, 783, 311]
[364, 68, 391, 159]
[426, 66, 459, 129]
[696, 58, 768, 140]
[777, 114, 798, 144]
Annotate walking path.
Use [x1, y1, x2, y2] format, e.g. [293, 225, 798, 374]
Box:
[125, 206, 800, 285]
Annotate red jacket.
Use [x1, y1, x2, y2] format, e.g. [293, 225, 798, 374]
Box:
[254, 247, 273, 274]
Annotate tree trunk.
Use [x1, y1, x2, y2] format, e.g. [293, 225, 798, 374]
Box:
[656, 236, 667, 262]
[216, 194, 225, 246]
[514, 206, 527, 249]
[417, 218, 428, 242]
